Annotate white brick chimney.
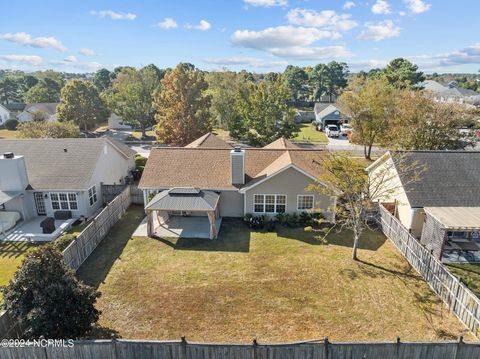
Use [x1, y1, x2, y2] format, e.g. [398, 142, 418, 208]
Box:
[230, 146, 245, 185]
[0, 152, 29, 191]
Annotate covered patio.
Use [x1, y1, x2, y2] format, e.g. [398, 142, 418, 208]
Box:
[145, 188, 221, 240]
[421, 207, 480, 263]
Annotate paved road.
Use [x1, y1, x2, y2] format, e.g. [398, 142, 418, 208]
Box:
[326, 135, 385, 157]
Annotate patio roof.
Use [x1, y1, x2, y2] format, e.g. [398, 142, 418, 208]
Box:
[145, 188, 220, 212]
[424, 207, 480, 230]
[0, 190, 22, 205]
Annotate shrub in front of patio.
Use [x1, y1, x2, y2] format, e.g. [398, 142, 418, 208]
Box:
[2, 245, 101, 339]
[53, 233, 76, 252]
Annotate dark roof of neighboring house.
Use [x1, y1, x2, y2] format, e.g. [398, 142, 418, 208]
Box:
[392, 151, 480, 208]
[3, 103, 26, 112]
[262, 137, 298, 149]
[23, 103, 59, 116]
[185, 132, 232, 149]
[140, 137, 327, 190]
[0, 138, 135, 190]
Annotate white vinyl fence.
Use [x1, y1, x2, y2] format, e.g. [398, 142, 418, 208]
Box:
[378, 204, 480, 337]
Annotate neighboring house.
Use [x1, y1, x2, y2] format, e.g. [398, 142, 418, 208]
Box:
[420, 80, 480, 106]
[139, 133, 335, 239]
[0, 104, 11, 125]
[367, 151, 480, 263]
[0, 138, 136, 241]
[314, 104, 344, 130]
[108, 113, 132, 130]
[17, 103, 59, 123]
[4, 103, 26, 121]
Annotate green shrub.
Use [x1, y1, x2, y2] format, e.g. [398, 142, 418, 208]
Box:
[275, 213, 287, 224]
[53, 233, 76, 251]
[244, 213, 253, 222]
[4, 119, 18, 130]
[135, 155, 147, 169]
[304, 226, 313, 232]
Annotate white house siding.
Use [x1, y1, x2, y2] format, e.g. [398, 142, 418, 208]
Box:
[218, 190, 243, 217]
[410, 208, 426, 239]
[0, 106, 10, 125]
[244, 167, 335, 220]
[87, 143, 135, 217]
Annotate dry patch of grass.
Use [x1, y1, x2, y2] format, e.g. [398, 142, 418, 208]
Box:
[446, 263, 480, 297]
[0, 129, 20, 139]
[77, 210, 472, 342]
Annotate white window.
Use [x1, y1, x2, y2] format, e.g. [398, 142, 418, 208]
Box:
[297, 195, 314, 210]
[88, 186, 98, 206]
[50, 192, 78, 211]
[253, 194, 286, 213]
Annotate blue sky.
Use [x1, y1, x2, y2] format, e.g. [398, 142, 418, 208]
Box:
[0, 0, 479, 73]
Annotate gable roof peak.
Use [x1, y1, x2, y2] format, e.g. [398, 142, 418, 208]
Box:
[185, 132, 232, 149]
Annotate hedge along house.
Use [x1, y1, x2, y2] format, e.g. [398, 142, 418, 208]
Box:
[368, 150, 480, 263]
[0, 138, 136, 241]
[139, 133, 336, 239]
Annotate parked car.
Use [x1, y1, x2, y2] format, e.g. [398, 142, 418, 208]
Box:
[325, 125, 340, 138]
[340, 124, 352, 136]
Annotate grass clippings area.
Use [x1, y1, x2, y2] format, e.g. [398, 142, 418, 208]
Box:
[77, 208, 472, 342]
[0, 242, 42, 302]
[294, 123, 328, 144]
[446, 263, 480, 298]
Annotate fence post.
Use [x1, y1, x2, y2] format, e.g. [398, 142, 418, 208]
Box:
[323, 337, 329, 359]
[395, 337, 401, 359]
[454, 336, 463, 359]
[181, 336, 187, 359]
[252, 337, 258, 359]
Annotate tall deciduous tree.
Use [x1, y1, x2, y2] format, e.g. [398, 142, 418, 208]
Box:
[92, 68, 112, 92]
[238, 77, 297, 146]
[283, 65, 308, 102]
[338, 77, 395, 159]
[383, 58, 425, 89]
[154, 63, 212, 146]
[24, 83, 57, 103]
[57, 80, 109, 132]
[0, 77, 20, 104]
[2, 245, 100, 338]
[103, 66, 161, 137]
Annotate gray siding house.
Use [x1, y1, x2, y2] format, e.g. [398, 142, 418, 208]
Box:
[139, 133, 335, 239]
[314, 104, 343, 130]
[0, 138, 136, 241]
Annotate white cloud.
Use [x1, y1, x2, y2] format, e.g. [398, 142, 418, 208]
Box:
[243, 0, 287, 7]
[158, 18, 178, 29]
[0, 54, 43, 66]
[410, 43, 480, 68]
[204, 56, 287, 68]
[349, 59, 389, 71]
[79, 48, 96, 56]
[372, 0, 391, 14]
[287, 8, 357, 32]
[185, 20, 211, 31]
[267, 45, 352, 60]
[399, 11, 406, 16]
[50, 55, 102, 71]
[232, 26, 341, 50]
[404, 0, 431, 14]
[1, 32, 66, 52]
[343, 2, 355, 10]
[90, 10, 137, 20]
[358, 20, 400, 41]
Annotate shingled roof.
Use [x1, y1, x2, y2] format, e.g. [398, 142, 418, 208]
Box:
[391, 151, 480, 208]
[185, 132, 232, 149]
[0, 138, 136, 190]
[262, 137, 298, 149]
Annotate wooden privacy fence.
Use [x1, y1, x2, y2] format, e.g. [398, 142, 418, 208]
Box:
[1, 338, 480, 359]
[102, 183, 144, 205]
[63, 185, 132, 271]
[378, 204, 480, 337]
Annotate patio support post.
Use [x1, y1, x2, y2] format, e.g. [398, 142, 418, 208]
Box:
[207, 211, 217, 240]
[146, 210, 154, 237]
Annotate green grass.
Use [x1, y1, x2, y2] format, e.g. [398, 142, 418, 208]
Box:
[127, 131, 156, 141]
[0, 129, 20, 139]
[0, 242, 43, 302]
[446, 263, 480, 297]
[77, 207, 471, 342]
[294, 123, 328, 144]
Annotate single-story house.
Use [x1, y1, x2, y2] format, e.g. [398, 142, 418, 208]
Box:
[367, 150, 480, 262]
[420, 80, 480, 106]
[139, 133, 336, 239]
[17, 103, 59, 123]
[0, 104, 12, 125]
[314, 104, 344, 130]
[0, 138, 136, 241]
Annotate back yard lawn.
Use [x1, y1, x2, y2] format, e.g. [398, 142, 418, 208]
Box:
[0, 242, 42, 302]
[294, 123, 328, 144]
[446, 263, 480, 297]
[0, 129, 20, 139]
[77, 208, 472, 342]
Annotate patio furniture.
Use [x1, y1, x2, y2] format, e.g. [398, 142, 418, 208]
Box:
[40, 217, 56, 234]
[54, 210, 72, 220]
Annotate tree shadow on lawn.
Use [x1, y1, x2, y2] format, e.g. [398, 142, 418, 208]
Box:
[76, 205, 146, 288]
[152, 218, 251, 253]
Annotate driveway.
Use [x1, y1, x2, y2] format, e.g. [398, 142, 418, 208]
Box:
[326, 135, 385, 157]
[100, 129, 132, 142]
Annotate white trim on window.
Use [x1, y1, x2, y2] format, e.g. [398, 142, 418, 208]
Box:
[253, 194, 287, 214]
[88, 185, 98, 206]
[297, 195, 314, 211]
[50, 192, 78, 211]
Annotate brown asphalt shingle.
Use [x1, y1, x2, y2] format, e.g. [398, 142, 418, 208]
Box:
[185, 132, 232, 149]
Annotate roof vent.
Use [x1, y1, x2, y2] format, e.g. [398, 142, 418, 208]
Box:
[3, 152, 14, 159]
[234, 145, 242, 153]
[63, 148, 68, 153]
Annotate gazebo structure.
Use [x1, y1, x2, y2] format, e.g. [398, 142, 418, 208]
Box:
[145, 188, 221, 240]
